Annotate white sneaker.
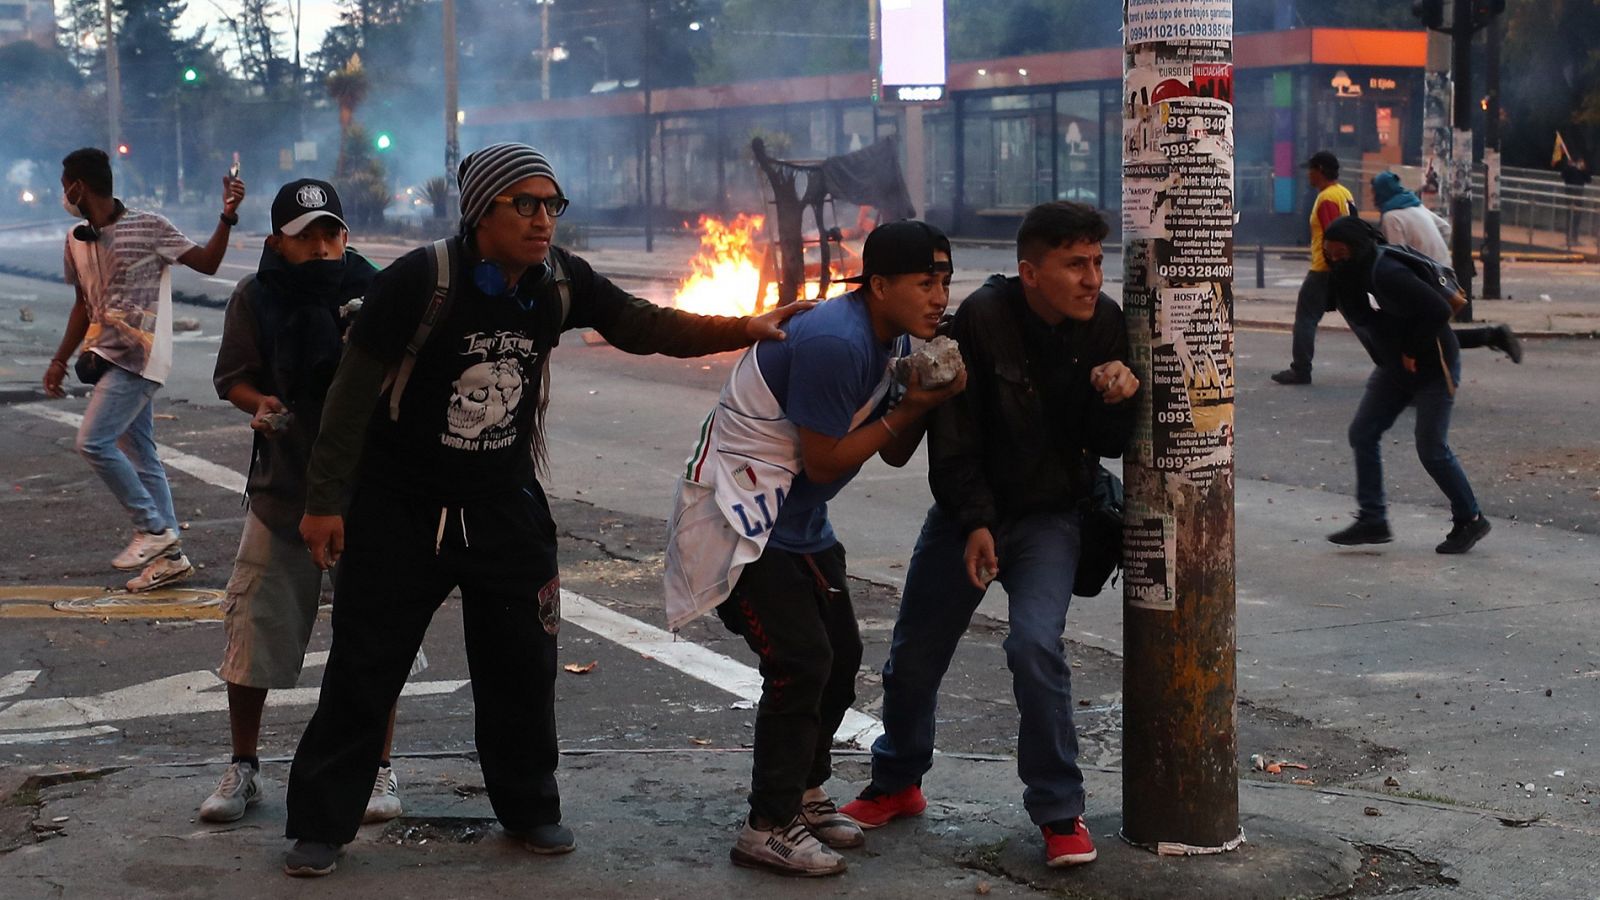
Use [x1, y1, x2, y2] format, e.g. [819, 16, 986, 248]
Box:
[800, 787, 864, 849]
[363, 765, 403, 823]
[111, 528, 179, 570]
[126, 553, 194, 592]
[199, 761, 261, 823]
[731, 814, 847, 877]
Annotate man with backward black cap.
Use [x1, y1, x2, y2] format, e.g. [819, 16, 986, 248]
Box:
[280, 143, 810, 877]
[663, 219, 967, 876]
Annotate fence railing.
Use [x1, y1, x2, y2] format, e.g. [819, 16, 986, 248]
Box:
[1235, 161, 1599, 254]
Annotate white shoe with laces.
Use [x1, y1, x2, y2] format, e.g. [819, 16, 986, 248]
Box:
[112, 528, 179, 570]
[125, 553, 194, 592]
[730, 813, 847, 877]
[199, 761, 261, 823]
[363, 765, 403, 823]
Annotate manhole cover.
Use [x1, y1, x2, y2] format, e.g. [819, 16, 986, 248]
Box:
[51, 590, 226, 617]
[0, 586, 226, 619]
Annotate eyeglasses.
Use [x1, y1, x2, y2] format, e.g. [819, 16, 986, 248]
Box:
[492, 194, 569, 218]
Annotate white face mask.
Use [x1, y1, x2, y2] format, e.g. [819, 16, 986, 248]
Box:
[61, 186, 83, 220]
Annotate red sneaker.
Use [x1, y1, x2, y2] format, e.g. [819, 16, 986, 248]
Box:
[838, 785, 927, 829]
[1042, 818, 1097, 867]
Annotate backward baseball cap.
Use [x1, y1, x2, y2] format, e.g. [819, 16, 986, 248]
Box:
[843, 219, 953, 284]
[271, 178, 348, 235]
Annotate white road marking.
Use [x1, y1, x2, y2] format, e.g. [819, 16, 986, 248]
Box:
[205, 276, 237, 285]
[16, 403, 247, 494]
[6, 415, 889, 749]
[0, 666, 467, 740]
[0, 669, 41, 699]
[562, 592, 883, 748]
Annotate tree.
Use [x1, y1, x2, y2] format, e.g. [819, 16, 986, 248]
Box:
[691, 0, 866, 84]
[235, 0, 288, 87]
[0, 43, 98, 170]
[1502, 0, 1600, 167]
[58, 0, 106, 76]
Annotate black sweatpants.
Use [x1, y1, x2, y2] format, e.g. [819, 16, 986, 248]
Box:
[716, 541, 862, 825]
[285, 483, 563, 844]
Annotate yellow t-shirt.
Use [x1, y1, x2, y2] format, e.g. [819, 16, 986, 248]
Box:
[1309, 183, 1356, 272]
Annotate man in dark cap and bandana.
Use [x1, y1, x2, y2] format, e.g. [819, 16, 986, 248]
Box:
[1320, 215, 1492, 556]
[279, 143, 809, 877]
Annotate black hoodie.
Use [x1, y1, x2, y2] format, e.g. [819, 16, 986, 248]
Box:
[1324, 216, 1460, 384]
[213, 246, 378, 539]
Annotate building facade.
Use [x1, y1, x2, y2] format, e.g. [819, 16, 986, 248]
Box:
[0, 0, 55, 48]
[464, 28, 1426, 243]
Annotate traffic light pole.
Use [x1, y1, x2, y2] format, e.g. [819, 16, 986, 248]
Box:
[1482, 12, 1502, 299]
[1449, 0, 1474, 319]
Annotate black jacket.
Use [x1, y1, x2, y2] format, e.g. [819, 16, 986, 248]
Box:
[1334, 248, 1460, 383]
[213, 246, 377, 539]
[928, 274, 1137, 535]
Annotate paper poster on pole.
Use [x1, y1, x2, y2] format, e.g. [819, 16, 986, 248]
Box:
[1124, 513, 1177, 611]
[1125, 0, 1233, 44]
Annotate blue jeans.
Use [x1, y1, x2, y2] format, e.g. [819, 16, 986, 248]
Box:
[870, 504, 1085, 825]
[75, 363, 178, 535]
[1290, 270, 1331, 376]
[1348, 364, 1480, 524]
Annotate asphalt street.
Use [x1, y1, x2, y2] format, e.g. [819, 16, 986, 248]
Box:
[0, 227, 1597, 897]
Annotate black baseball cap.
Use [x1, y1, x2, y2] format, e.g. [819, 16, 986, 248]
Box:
[1305, 151, 1340, 178]
[843, 219, 953, 284]
[271, 178, 348, 236]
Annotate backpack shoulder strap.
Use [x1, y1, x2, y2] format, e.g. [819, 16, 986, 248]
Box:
[548, 248, 572, 331]
[386, 238, 458, 422]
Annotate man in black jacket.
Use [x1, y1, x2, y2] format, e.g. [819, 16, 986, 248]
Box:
[1320, 215, 1490, 554]
[840, 202, 1138, 868]
[281, 143, 806, 877]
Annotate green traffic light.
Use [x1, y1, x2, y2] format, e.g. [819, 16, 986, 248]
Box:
[183, 67, 199, 83]
[375, 133, 393, 151]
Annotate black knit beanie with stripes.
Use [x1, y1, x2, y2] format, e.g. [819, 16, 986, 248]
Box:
[457, 142, 563, 233]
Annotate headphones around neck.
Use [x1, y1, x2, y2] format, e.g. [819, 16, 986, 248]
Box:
[472, 258, 551, 308]
[72, 199, 127, 243]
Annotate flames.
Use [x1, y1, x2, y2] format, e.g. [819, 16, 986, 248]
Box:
[671, 213, 856, 317]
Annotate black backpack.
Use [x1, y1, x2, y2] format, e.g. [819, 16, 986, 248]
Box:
[1373, 243, 1468, 317]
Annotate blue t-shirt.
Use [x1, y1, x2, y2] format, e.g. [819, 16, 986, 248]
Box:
[754, 291, 904, 553]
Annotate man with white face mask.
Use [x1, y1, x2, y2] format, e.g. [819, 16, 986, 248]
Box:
[43, 147, 246, 590]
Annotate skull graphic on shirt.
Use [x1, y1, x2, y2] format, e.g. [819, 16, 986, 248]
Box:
[447, 359, 524, 439]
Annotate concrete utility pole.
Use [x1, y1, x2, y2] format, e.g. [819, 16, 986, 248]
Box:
[1120, 0, 1242, 852]
[539, 0, 553, 101]
[103, 0, 120, 171]
[1449, 0, 1474, 318]
[443, 0, 461, 217]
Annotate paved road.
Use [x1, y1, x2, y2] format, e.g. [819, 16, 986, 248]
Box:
[2, 232, 1598, 897]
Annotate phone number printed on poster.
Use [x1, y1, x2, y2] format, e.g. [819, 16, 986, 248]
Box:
[1152, 98, 1234, 281]
[1150, 284, 1235, 482]
[1125, 0, 1233, 44]
[1123, 515, 1176, 611]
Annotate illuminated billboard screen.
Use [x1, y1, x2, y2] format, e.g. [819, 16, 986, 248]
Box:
[878, 0, 946, 103]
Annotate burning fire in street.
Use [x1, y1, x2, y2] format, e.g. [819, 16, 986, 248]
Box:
[671, 213, 856, 317]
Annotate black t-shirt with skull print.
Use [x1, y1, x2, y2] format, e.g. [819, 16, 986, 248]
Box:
[346, 243, 749, 503]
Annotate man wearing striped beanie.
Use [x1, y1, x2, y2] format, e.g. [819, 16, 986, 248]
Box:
[280, 142, 812, 878]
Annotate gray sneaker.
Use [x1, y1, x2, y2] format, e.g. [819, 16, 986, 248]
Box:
[199, 761, 261, 823]
[283, 840, 341, 877]
[731, 814, 847, 877]
[800, 788, 864, 849]
[362, 765, 403, 823]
